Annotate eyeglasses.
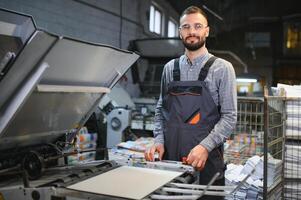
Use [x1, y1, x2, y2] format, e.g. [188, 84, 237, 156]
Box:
[179, 23, 208, 31]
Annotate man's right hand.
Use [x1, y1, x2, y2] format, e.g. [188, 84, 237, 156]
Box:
[144, 143, 165, 161]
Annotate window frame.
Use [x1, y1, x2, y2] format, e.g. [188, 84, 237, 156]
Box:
[149, 3, 164, 36]
[167, 18, 178, 37]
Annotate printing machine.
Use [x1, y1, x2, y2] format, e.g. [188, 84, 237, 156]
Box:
[0, 8, 241, 200]
[98, 84, 134, 148]
[0, 7, 140, 200]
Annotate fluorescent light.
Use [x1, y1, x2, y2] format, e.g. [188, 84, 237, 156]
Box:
[236, 78, 257, 83]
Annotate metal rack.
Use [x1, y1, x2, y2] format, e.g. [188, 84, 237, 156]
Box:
[224, 94, 285, 199]
[283, 97, 301, 199]
[263, 94, 286, 200]
[225, 97, 264, 165]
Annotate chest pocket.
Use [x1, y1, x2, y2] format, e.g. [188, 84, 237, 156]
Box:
[168, 85, 202, 96]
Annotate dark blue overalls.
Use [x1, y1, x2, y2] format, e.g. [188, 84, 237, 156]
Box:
[162, 56, 225, 199]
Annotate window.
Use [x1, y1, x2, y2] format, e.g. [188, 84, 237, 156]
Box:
[168, 19, 178, 37]
[149, 4, 162, 35]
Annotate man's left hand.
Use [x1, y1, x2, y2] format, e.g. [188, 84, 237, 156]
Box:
[186, 144, 208, 171]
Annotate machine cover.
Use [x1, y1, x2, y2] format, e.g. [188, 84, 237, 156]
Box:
[0, 8, 139, 150]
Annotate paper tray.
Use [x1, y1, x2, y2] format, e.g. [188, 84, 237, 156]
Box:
[67, 166, 183, 200]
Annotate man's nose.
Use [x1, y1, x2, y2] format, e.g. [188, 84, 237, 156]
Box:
[187, 27, 196, 34]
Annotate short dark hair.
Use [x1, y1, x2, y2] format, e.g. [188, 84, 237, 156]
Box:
[180, 6, 208, 23]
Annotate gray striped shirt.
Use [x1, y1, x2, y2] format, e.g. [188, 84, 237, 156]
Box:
[153, 49, 237, 152]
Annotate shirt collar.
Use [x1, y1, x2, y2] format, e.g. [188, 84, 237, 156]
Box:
[184, 48, 209, 66]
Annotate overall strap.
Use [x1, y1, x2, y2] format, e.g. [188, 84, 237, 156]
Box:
[173, 58, 180, 81]
[198, 56, 217, 81]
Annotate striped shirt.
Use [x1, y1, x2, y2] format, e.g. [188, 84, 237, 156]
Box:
[153, 49, 237, 152]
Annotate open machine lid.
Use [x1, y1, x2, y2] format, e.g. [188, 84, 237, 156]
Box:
[130, 38, 185, 58]
[0, 8, 139, 150]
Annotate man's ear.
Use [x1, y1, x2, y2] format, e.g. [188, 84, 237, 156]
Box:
[206, 27, 210, 37]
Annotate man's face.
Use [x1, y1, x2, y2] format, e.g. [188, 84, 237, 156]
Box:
[179, 13, 209, 51]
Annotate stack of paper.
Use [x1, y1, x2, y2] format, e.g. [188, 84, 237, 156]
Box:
[284, 142, 301, 198]
[275, 84, 301, 198]
[67, 127, 97, 164]
[284, 183, 301, 199]
[225, 156, 263, 200]
[117, 137, 155, 152]
[268, 184, 282, 200]
[276, 83, 301, 97]
[108, 148, 145, 166]
[241, 155, 263, 180]
[286, 102, 301, 139]
[225, 155, 282, 200]
[285, 144, 301, 179]
[285, 162, 301, 179]
[266, 157, 282, 187]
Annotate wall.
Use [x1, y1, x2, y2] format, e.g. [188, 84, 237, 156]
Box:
[0, 0, 179, 97]
[0, 0, 179, 49]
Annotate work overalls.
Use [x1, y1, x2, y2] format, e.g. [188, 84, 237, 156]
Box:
[162, 56, 225, 199]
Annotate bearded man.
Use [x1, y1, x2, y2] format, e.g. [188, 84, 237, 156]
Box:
[145, 5, 237, 200]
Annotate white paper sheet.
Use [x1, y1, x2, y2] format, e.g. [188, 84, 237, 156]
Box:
[67, 165, 182, 200]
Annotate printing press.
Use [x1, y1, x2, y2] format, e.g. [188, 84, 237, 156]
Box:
[0, 8, 243, 200]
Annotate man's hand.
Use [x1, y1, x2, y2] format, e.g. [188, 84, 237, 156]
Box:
[186, 144, 208, 171]
[144, 143, 165, 161]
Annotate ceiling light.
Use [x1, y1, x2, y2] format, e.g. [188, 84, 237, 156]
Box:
[236, 78, 257, 83]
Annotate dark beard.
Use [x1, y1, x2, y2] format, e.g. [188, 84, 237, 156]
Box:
[182, 37, 205, 51]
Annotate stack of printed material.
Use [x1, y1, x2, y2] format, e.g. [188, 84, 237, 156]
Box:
[274, 84, 301, 139]
[67, 127, 98, 164]
[108, 148, 145, 166]
[268, 184, 282, 200]
[225, 156, 263, 200]
[276, 84, 301, 198]
[284, 143, 301, 199]
[117, 137, 154, 152]
[284, 183, 300, 199]
[274, 83, 301, 97]
[285, 144, 301, 179]
[241, 155, 263, 180]
[285, 100, 301, 139]
[225, 155, 282, 200]
[77, 127, 98, 151]
[266, 157, 282, 187]
[109, 137, 155, 166]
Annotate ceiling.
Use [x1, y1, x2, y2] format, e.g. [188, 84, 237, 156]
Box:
[166, 0, 301, 33]
[165, 0, 301, 77]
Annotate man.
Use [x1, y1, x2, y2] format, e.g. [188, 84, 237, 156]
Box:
[145, 5, 237, 199]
